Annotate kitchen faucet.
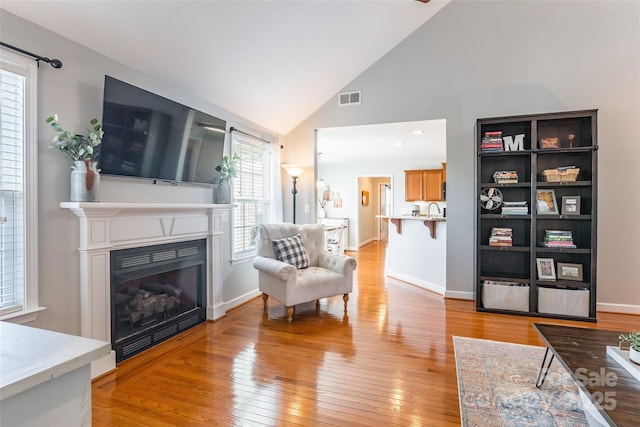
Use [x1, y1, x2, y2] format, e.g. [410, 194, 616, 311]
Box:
[428, 202, 441, 217]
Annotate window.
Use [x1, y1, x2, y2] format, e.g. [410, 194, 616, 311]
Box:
[231, 134, 270, 260]
[0, 49, 40, 322]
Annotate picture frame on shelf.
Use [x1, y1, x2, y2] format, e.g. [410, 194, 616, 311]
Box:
[557, 262, 583, 281]
[561, 196, 581, 215]
[536, 189, 559, 214]
[536, 258, 556, 280]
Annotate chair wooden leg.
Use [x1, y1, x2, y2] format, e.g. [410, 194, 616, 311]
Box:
[343, 293, 349, 311]
[262, 293, 269, 309]
[286, 306, 294, 322]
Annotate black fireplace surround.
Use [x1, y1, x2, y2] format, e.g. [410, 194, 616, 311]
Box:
[110, 239, 206, 362]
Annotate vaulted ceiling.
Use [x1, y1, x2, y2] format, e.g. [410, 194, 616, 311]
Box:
[1, 0, 450, 135]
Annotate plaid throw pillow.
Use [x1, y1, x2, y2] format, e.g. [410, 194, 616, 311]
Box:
[272, 234, 309, 269]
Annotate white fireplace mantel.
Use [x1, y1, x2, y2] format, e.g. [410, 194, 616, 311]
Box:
[61, 202, 230, 378]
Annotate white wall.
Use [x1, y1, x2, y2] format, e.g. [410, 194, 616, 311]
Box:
[1, 11, 278, 334]
[285, 1, 640, 311]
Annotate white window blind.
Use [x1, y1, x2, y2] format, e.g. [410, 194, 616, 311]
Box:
[0, 49, 38, 322]
[232, 135, 270, 259]
[0, 68, 26, 315]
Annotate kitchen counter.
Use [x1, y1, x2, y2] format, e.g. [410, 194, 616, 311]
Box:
[385, 215, 447, 221]
[378, 215, 446, 238]
[0, 322, 110, 426]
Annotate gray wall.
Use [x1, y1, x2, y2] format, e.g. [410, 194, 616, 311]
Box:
[1, 11, 277, 334]
[285, 1, 640, 309]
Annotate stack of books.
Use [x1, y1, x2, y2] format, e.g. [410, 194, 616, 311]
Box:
[501, 201, 528, 215]
[493, 170, 518, 184]
[489, 227, 513, 246]
[481, 131, 504, 152]
[541, 230, 576, 248]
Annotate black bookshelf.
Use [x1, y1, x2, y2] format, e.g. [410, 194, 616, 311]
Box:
[475, 110, 597, 321]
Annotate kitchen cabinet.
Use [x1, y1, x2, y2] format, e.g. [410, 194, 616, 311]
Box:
[405, 169, 444, 201]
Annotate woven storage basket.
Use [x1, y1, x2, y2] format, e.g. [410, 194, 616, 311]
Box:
[542, 167, 580, 182]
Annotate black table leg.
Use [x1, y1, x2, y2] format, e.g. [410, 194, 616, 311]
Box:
[535, 347, 555, 388]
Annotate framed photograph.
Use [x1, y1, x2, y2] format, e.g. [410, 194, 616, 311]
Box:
[361, 190, 369, 206]
[561, 196, 581, 215]
[536, 189, 559, 214]
[536, 258, 556, 280]
[557, 262, 583, 281]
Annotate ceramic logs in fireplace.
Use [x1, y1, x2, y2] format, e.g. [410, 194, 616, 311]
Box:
[110, 239, 206, 362]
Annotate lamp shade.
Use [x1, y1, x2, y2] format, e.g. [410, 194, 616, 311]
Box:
[282, 164, 305, 178]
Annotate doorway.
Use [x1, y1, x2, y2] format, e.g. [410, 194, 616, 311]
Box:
[316, 119, 446, 250]
[379, 183, 391, 241]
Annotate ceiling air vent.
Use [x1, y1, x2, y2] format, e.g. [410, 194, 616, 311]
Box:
[338, 90, 361, 106]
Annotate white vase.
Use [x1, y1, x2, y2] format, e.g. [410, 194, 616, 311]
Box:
[216, 178, 231, 204]
[70, 160, 99, 202]
[630, 347, 640, 365]
[319, 207, 327, 218]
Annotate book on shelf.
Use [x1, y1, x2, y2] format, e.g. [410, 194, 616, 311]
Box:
[481, 131, 504, 152]
[501, 200, 528, 215]
[489, 226, 513, 246]
[493, 170, 519, 184]
[540, 229, 576, 248]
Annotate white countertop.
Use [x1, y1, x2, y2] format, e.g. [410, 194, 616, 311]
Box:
[0, 322, 111, 400]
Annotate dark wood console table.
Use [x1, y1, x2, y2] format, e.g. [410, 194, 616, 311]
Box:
[534, 323, 640, 426]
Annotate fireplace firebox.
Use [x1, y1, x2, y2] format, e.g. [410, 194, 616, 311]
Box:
[110, 239, 206, 362]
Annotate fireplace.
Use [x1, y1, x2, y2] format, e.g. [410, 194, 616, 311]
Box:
[61, 202, 228, 377]
[111, 239, 206, 362]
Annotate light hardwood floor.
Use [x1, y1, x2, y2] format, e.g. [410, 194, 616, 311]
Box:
[92, 240, 638, 426]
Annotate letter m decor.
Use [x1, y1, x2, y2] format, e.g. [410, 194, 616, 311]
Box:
[503, 134, 525, 151]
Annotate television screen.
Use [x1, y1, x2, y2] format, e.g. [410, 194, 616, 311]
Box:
[99, 75, 226, 185]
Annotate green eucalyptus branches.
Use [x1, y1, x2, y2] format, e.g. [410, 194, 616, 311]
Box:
[215, 153, 240, 180]
[46, 114, 104, 161]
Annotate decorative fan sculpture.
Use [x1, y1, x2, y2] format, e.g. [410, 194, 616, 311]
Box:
[480, 187, 503, 210]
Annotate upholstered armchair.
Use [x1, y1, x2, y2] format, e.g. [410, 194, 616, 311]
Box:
[253, 223, 357, 322]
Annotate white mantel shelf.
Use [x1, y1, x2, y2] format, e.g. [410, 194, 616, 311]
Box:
[61, 202, 230, 378]
[60, 201, 232, 210]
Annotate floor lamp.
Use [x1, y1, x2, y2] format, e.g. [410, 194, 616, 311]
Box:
[282, 164, 304, 224]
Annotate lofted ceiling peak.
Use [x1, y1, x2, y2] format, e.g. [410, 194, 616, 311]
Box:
[1, 1, 450, 134]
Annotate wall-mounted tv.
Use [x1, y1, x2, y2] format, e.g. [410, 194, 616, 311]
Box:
[99, 75, 226, 185]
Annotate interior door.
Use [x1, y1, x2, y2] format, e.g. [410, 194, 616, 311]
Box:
[379, 183, 390, 241]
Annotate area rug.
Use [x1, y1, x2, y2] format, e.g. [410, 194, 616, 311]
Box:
[453, 336, 588, 427]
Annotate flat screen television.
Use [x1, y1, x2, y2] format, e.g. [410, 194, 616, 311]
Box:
[99, 75, 226, 185]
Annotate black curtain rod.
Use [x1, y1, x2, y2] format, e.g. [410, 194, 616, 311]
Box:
[0, 41, 63, 69]
[229, 126, 272, 144]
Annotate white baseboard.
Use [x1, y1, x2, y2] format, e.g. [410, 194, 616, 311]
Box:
[386, 272, 445, 296]
[91, 351, 116, 379]
[444, 290, 474, 300]
[359, 238, 377, 248]
[224, 288, 262, 312]
[597, 302, 640, 315]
